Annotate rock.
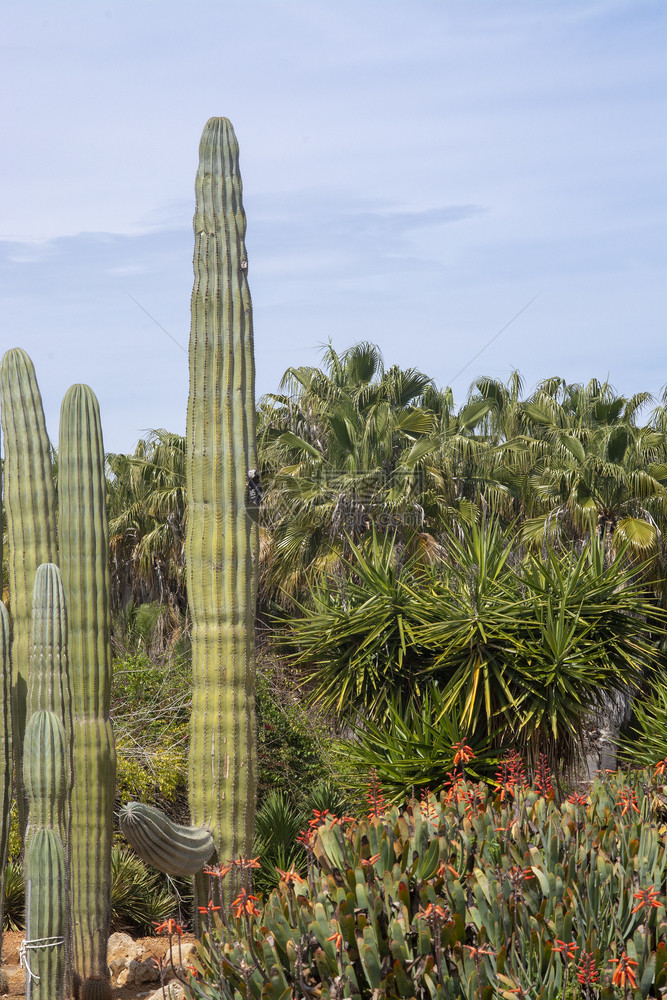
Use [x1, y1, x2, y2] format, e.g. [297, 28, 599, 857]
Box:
[145, 984, 186, 1000]
[117, 958, 160, 986]
[107, 931, 145, 976]
[167, 940, 197, 969]
[0, 970, 8, 996]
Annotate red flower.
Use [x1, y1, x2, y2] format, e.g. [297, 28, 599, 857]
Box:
[231, 889, 261, 920]
[326, 931, 343, 951]
[631, 885, 662, 914]
[153, 918, 184, 936]
[203, 862, 232, 879]
[197, 899, 221, 914]
[275, 866, 306, 886]
[452, 741, 476, 766]
[610, 952, 639, 988]
[421, 902, 451, 922]
[617, 788, 640, 816]
[654, 756, 667, 778]
[576, 952, 599, 986]
[551, 939, 579, 961]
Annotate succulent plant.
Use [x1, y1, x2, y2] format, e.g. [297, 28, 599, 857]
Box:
[59, 383, 115, 992]
[23, 709, 67, 1000]
[119, 801, 214, 877]
[185, 117, 259, 911]
[0, 603, 12, 959]
[184, 763, 667, 1000]
[0, 348, 57, 834]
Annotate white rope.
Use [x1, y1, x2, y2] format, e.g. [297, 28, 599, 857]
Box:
[20, 937, 65, 984]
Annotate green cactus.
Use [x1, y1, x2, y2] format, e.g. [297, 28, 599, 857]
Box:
[23, 710, 67, 1000]
[27, 563, 73, 763]
[0, 348, 57, 834]
[119, 801, 215, 876]
[186, 117, 259, 909]
[58, 384, 115, 992]
[0, 603, 12, 961]
[26, 562, 73, 994]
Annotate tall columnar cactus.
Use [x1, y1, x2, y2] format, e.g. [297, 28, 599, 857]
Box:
[23, 709, 67, 1000]
[0, 603, 12, 960]
[0, 348, 57, 833]
[59, 384, 115, 996]
[186, 117, 259, 908]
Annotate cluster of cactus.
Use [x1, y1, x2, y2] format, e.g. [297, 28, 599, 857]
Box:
[180, 759, 667, 1000]
[0, 353, 115, 998]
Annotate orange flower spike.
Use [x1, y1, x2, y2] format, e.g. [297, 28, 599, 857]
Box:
[326, 932, 343, 951]
[631, 885, 662, 913]
[654, 757, 667, 778]
[276, 867, 306, 886]
[231, 889, 261, 920]
[203, 862, 232, 879]
[452, 740, 476, 766]
[551, 939, 579, 961]
[618, 788, 640, 816]
[197, 899, 221, 914]
[610, 953, 639, 988]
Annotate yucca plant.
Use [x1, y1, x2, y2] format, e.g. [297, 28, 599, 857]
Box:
[110, 845, 179, 934]
[340, 686, 495, 802]
[2, 860, 24, 931]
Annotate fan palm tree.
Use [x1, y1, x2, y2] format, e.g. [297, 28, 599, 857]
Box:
[106, 429, 187, 612]
[257, 342, 439, 601]
[517, 381, 667, 556]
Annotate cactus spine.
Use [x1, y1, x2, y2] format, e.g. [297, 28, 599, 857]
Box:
[186, 117, 259, 908]
[59, 384, 115, 994]
[0, 348, 57, 833]
[23, 710, 67, 1000]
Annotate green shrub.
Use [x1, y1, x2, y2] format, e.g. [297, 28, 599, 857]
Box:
[2, 860, 24, 931]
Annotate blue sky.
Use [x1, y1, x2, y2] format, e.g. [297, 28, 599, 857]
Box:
[2, 0, 665, 453]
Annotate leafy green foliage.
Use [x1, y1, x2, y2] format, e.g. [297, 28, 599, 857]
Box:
[2, 860, 24, 931]
[618, 680, 667, 768]
[341, 687, 496, 802]
[278, 523, 666, 776]
[110, 845, 180, 934]
[256, 664, 340, 811]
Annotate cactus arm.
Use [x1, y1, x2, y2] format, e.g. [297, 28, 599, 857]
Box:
[119, 801, 215, 877]
[0, 348, 57, 833]
[0, 604, 12, 962]
[58, 384, 115, 990]
[186, 117, 259, 911]
[23, 710, 67, 1000]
